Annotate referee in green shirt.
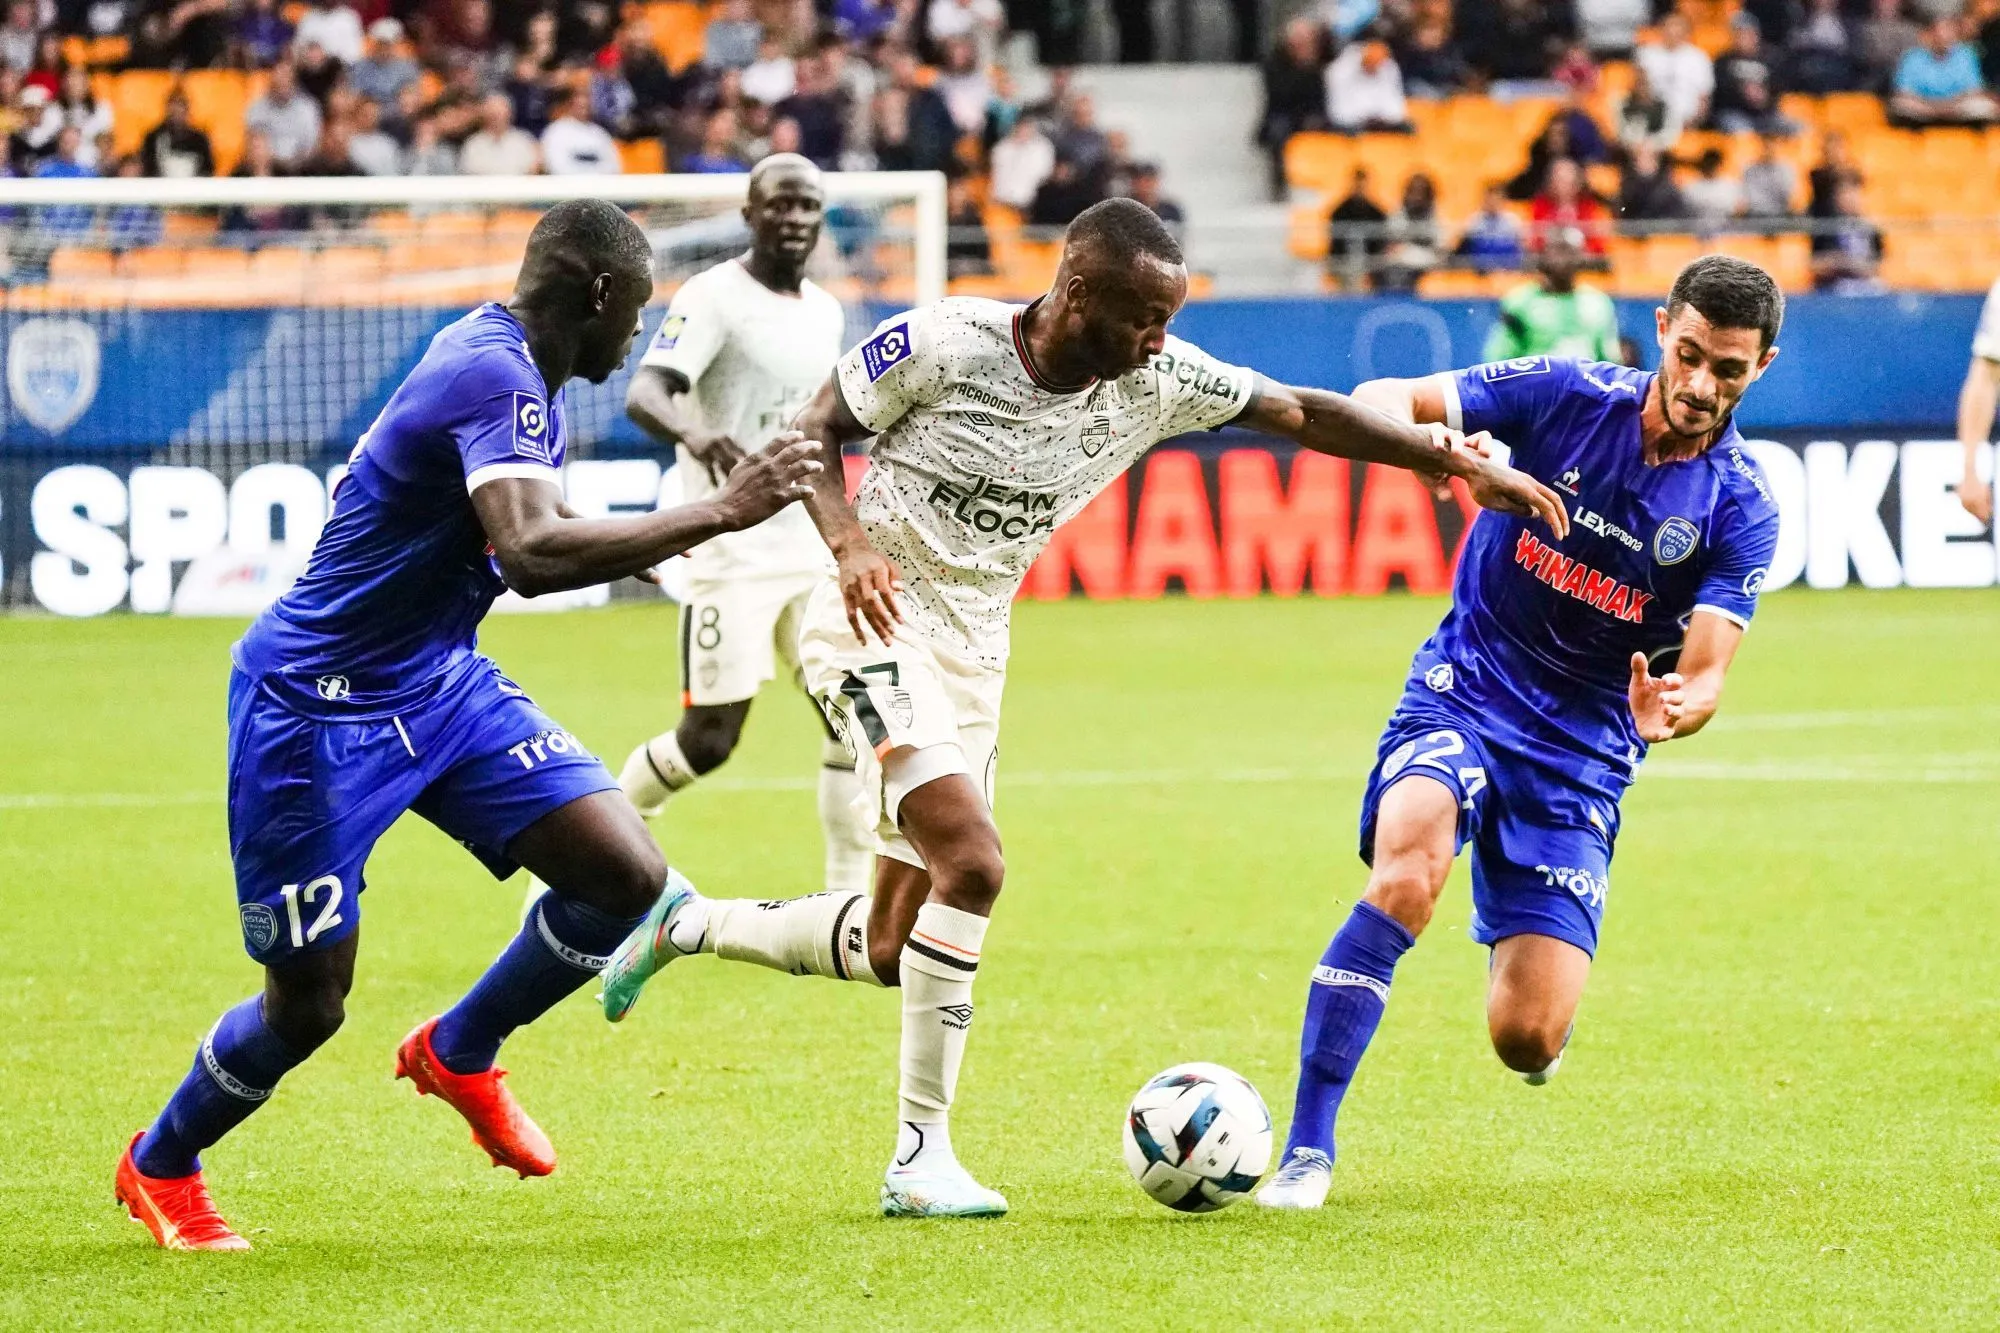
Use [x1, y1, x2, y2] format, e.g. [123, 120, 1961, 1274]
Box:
[1483, 228, 1622, 363]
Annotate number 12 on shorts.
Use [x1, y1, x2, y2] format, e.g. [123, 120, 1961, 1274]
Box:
[278, 875, 345, 949]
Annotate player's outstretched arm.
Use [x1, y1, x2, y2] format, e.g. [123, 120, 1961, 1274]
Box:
[1956, 355, 2000, 522]
[470, 435, 821, 598]
[1628, 612, 1745, 742]
[1240, 377, 1569, 538]
[626, 365, 744, 484]
[792, 376, 905, 644]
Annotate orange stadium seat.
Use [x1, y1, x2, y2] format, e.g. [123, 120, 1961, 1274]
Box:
[98, 70, 174, 158]
[50, 248, 116, 282]
[1820, 91, 1887, 134]
[646, 2, 710, 72]
[618, 138, 666, 174]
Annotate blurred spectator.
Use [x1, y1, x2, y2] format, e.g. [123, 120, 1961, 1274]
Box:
[35, 122, 90, 180]
[1616, 141, 1684, 220]
[1636, 13, 1714, 132]
[34, 124, 94, 241]
[515, 7, 558, 72]
[1507, 111, 1602, 201]
[1327, 38, 1412, 133]
[706, 0, 762, 70]
[0, 1, 36, 74]
[1028, 157, 1100, 225]
[1857, 0, 1920, 93]
[420, 0, 496, 65]
[403, 116, 458, 175]
[775, 50, 848, 169]
[556, 2, 619, 65]
[929, 0, 1005, 69]
[1808, 129, 1860, 217]
[502, 52, 552, 136]
[1614, 65, 1680, 154]
[1681, 146, 1744, 229]
[295, 41, 344, 109]
[460, 92, 540, 174]
[424, 55, 488, 143]
[1485, 230, 1620, 361]
[1981, 7, 2000, 90]
[1257, 17, 1329, 199]
[982, 65, 1021, 148]
[246, 62, 323, 170]
[297, 120, 362, 179]
[826, 36, 879, 167]
[142, 91, 214, 177]
[1326, 164, 1386, 284]
[350, 20, 419, 110]
[222, 131, 305, 240]
[106, 156, 163, 250]
[540, 88, 620, 175]
[1710, 17, 1795, 134]
[1529, 157, 1609, 255]
[1542, 90, 1610, 165]
[1742, 131, 1798, 218]
[836, 0, 904, 46]
[31, 66, 113, 169]
[1787, 0, 1856, 94]
[765, 115, 802, 157]
[1463, 0, 1568, 89]
[296, 0, 364, 65]
[22, 28, 59, 97]
[742, 36, 796, 105]
[1126, 161, 1183, 230]
[1051, 89, 1110, 178]
[945, 174, 993, 277]
[1396, 15, 1471, 98]
[1320, 0, 1380, 43]
[681, 106, 748, 172]
[1551, 41, 1600, 96]
[1378, 170, 1441, 292]
[988, 110, 1053, 208]
[347, 97, 401, 175]
[1890, 18, 1998, 125]
[936, 36, 991, 136]
[1811, 178, 1884, 292]
[620, 17, 681, 137]
[591, 46, 641, 140]
[235, 0, 294, 69]
[1577, 0, 1650, 58]
[1454, 185, 1526, 272]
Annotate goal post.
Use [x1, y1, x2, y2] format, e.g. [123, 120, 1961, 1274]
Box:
[0, 170, 946, 615]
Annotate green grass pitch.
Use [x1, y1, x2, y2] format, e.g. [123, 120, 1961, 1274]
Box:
[2, 589, 1996, 1329]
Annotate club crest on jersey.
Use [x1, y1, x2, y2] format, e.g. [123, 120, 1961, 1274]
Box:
[1080, 415, 1112, 458]
[239, 903, 279, 953]
[513, 392, 554, 463]
[886, 688, 915, 729]
[655, 313, 686, 350]
[315, 674, 350, 701]
[861, 323, 912, 381]
[1479, 356, 1550, 382]
[1653, 516, 1700, 565]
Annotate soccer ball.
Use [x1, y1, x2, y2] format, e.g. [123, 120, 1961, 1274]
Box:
[1121, 1062, 1273, 1212]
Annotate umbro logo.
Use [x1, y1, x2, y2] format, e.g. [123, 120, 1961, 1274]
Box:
[939, 1003, 974, 1030]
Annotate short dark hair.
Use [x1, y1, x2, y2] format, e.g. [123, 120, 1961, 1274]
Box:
[1667, 255, 1784, 350]
[1064, 196, 1182, 270]
[524, 198, 653, 287]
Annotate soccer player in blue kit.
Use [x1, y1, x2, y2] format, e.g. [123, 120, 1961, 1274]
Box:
[113, 199, 823, 1250]
[1258, 257, 1786, 1209]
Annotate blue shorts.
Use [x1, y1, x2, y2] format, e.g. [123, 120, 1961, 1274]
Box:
[1357, 704, 1623, 957]
[225, 656, 618, 965]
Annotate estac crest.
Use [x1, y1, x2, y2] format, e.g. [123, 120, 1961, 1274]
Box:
[8, 317, 100, 434]
[1653, 516, 1700, 565]
[239, 903, 279, 953]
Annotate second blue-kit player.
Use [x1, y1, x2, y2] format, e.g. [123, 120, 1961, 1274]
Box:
[1258, 256, 1786, 1209]
[115, 200, 824, 1251]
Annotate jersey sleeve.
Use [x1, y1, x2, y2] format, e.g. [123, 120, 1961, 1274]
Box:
[1440, 356, 1573, 469]
[1151, 336, 1256, 440]
[453, 348, 563, 493]
[1692, 473, 1780, 629]
[639, 270, 725, 387]
[835, 304, 945, 434]
[1974, 279, 2000, 363]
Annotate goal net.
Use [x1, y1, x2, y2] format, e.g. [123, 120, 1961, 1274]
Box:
[0, 171, 946, 615]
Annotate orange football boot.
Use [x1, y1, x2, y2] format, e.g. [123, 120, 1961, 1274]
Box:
[115, 1133, 251, 1251]
[393, 1018, 555, 1177]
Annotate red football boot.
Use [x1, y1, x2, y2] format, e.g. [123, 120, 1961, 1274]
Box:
[115, 1133, 251, 1252]
[394, 1018, 555, 1177]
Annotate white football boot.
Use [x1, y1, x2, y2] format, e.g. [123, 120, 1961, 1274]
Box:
[1520, 1052, 1562, 1086]
[881, 1160, 1008, 1219]
[1254, 1147, 1333, 1210]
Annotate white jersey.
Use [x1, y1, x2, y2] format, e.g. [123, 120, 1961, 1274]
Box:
[641, 258, 844, 582]
[835, 297, 1256, 667]
[1975, 277, 2000, 363]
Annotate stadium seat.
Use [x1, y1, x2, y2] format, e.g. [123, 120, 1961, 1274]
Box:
[645, 2, 710, 72]
[1282, 133, 1355, 193]
[99, 70, 175, 159]
[1820, 91, 1888, 134]
[618, 138, 666, 175]
[50, 248, 116, 282]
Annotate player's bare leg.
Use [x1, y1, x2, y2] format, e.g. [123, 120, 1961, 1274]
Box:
[619, 700, 750, 816]
[1259, 777, 1457, 1210]
[405, 791, 665, 1176]
[1487, 933, 1591, 1085]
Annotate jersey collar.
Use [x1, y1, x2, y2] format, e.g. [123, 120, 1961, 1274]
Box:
[1012, 300, 1096, 395]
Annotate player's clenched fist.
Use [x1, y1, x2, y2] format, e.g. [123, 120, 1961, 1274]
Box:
[838, 545, 905, 645]
[1627, 651, 1686, 742]
[715, 430, 822, 529]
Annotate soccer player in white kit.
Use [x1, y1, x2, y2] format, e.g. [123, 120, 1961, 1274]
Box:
[599, 199, 1569, 1216]
[1955, 275, 2000, 522]
[616, 155, 877, 895]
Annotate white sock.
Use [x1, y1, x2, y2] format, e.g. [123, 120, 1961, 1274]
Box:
[897, 902, 989, 1155]
[895, 1118, 956, 1170]
[619, 732, 699, 817]
[818, 737, 877, 895]
[703, 891, 881, 984]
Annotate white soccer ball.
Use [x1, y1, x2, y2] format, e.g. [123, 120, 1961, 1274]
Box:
[1121, 1061, 1273, 1213]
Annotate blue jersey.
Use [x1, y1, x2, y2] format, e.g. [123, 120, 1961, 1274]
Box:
[233, 304, 565, 718]
[1416, 356, 1780, 778]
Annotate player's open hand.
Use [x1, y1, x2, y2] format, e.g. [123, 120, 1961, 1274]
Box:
[688, 432, 747, 486]
[1628, 652, 1685, 743]
[839, 545, 905, 645]
[1463, 446, 1570, 539]
[1957, 468, 1993, 524]
[715, 431, 821, 530]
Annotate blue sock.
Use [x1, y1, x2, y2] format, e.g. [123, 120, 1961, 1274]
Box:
[430, 891, 646, 1074]
[134, 996, 305, 1178]
[1282, 900, 1416, 1162]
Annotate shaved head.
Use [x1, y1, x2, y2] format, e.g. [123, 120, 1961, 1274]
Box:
[748, 151, 819, 202]
[514, 198, 655, 384]
[1061, 197, 1183, 281]
[1040, 197, 1188, 382]
[742, 151, 825, 283]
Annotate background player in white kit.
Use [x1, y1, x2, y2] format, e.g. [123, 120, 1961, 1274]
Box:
[615, 155, 877, 896]
[1955, 275, 2000, 522]
[599, 200, 1568, 1217]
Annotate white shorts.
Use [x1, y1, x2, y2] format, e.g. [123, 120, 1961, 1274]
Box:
[797, 578, 1003, 868]
[678, 571, 824, 708]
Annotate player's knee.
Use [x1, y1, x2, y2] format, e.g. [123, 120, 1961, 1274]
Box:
[602, 841, 671, 918]
[265, 980, 346, 1052]
[1362, 857, 1443, 935]
[675, 708, 744, 774]
[931, 840, 1005, 915]
[1489, 1016, 1566, 1073]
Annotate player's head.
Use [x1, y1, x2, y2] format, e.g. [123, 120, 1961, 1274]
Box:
[516, 198, 656, 384]
[1538, 227, 1586, 291]
[743, 153, 824, 274]
[1654, 255, 1783, 440]
[1050, 197, 1188, 380]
